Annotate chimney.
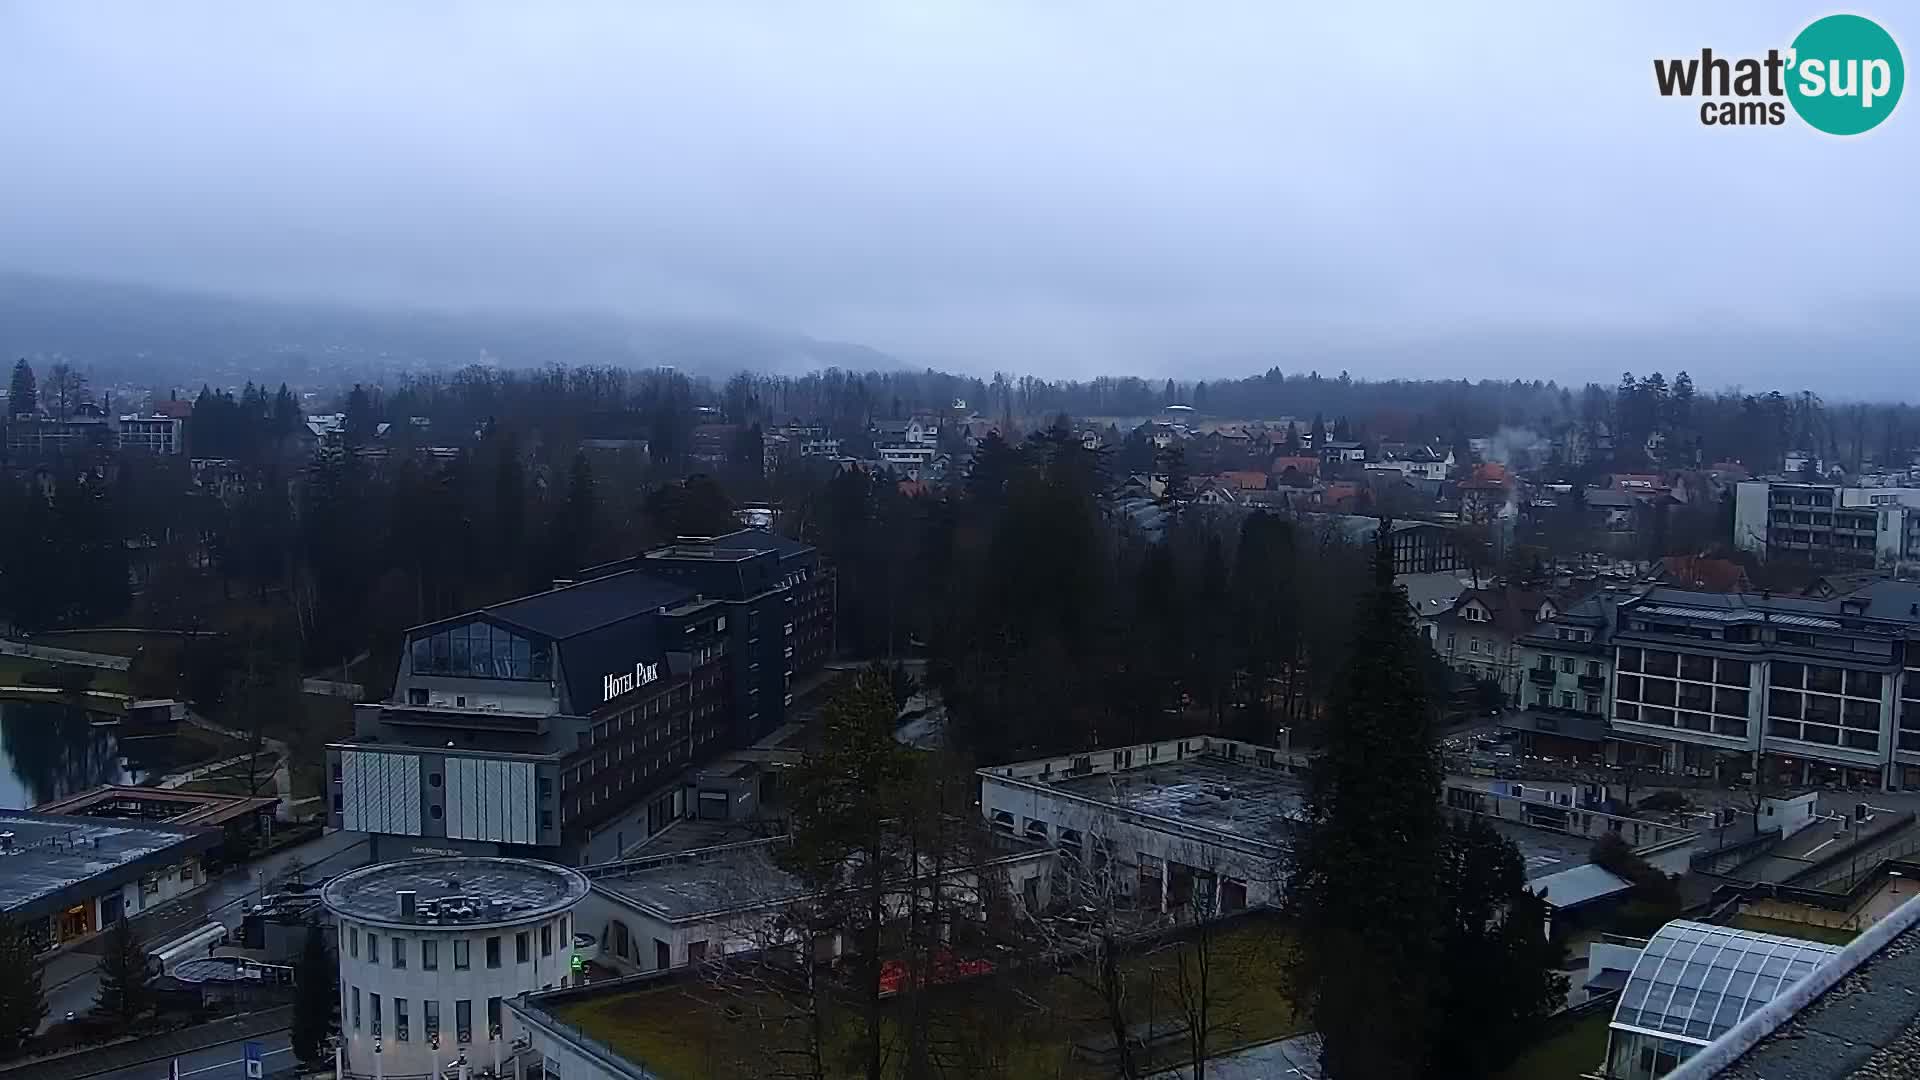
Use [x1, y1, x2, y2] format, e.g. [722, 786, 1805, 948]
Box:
[398, 890, 417, 920]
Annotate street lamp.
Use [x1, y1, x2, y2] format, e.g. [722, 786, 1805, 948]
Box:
[373, 1039, 383, 1080]
[490, 1024, 502, 1078]
[431, 1034, 441, 1080]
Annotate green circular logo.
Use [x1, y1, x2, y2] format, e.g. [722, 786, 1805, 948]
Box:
[1787, 14, 1904, 135]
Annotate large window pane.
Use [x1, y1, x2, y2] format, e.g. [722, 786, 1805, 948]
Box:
[1845, 670, 1882, 698]
[1644, 679, 1676, 706]
[1807, 665, 1843, 695]
[1617, 675, 1642, 702]
[1645, 650, 1678, 677]
[1843, 699, 1879, 730]
[1771, 662, 1803, 688]
[451, 625, 470, 673]
[1715, 687, 1749, 716]
[528, 641, 547, 680]
[412, 637, 431, 673]
[432, 631, 451, 673]
[1805, 696, 1840, 725]
[1718, 658, 1751, 686]
[1617, 647, 1642, 673]
[1770, 689, 1802, 719]
[1680, 654, 1714, 682]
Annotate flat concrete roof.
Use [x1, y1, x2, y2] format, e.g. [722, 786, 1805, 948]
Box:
[1482, 817, 1602, 880]
[0, 811, 219, 918]
[322, 856, 589, 930]
[592, 841, 809, 921]
[1046, 758, 1305, 848]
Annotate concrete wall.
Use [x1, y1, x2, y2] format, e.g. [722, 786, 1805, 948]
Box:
[336, 912, 579, 1076]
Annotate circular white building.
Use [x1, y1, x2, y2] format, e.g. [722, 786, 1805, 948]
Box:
[323, 857, 590, 1079]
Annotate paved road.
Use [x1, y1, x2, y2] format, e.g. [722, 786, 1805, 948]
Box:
[39, 830, 370, 1031]
[83, 1032, 294, 1080]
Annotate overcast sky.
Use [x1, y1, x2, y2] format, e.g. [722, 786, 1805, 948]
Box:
[1, 2, 1913, 389]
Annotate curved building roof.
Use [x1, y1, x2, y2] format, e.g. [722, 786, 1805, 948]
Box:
[1611, 920, 1842, 1047]
[322, 856, 589, 931]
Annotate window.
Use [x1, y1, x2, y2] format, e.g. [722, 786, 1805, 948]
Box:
[1446, 633, 1456, 651]
[408, 687, 429, 705]
[687, 940, 709, 963]
[1561, 657, 1575, 675]
[392, 937, 406, 969]
[422, 939, 438, 970]
[370, 993, 382, 1037]
[395, 998, 410, 1042]
[1585, 661, 1602, 678]
[349, 927, 359, 959]
[541, 924, 553, 956]
[487, 997, 503, 1036]
[353, 987, 362, 1030]
[486, 936, 501, 969]
[456, 1000, 472, 1044]
[1469, 638, 1481, 654]
[1559, 692, 1575, 709]
[454, 939, 470, 970]
[516, 932, 530, 964]
[1617, 647, 1642, 672]
[425, 999, 440, 1041]
[367, 934, 378, 965]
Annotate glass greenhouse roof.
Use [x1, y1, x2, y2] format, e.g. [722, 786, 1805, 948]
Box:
[1611, 921, 1843, 1046]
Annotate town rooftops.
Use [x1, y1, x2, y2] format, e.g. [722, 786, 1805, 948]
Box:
[321, 856, 589, 930]
[0, 811, 220, 918]
[32, 785, 278, 829]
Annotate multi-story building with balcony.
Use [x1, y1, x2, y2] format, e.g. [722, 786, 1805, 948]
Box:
[118, 414, 185, 455]
[1734, 479, 1920, 569]
[1607, 582, 1920, 790]
[1511, 590, 1643, 763]
[330, 530, 834, 865]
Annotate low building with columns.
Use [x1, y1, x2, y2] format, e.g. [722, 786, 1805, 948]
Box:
[322, 857, 590, 1080]
[976, 735, 1301, 916]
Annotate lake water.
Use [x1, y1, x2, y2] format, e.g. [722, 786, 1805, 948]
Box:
[0, 699, 144, 809]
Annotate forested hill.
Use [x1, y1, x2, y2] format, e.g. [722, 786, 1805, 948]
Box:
[0, 271, 903, 386]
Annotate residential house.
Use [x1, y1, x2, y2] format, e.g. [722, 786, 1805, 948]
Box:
[1270, 456, 1321, 485]
[1649, 555, 1752, 593]
[1458, 463, 1514, 524]
[1216, 470, 1269, 492]
[1319, 440, 1367, 466]
[1514, 591, 1637, 763]
[1434, 587, 1563, 701]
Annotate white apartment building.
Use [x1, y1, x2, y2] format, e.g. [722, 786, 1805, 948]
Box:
[117, 414, 184, 455]
[1734, 479, 1920, 569]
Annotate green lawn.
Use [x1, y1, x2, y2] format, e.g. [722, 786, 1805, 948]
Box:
[0, 655, 130, 696]
[557, 918, 1300, 1080]
[1495, 1011, 1611, 1080]
[1726, 914, 1858, 946]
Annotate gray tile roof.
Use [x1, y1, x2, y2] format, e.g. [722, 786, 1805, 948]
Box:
[1717, 925, 1920, 1079]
